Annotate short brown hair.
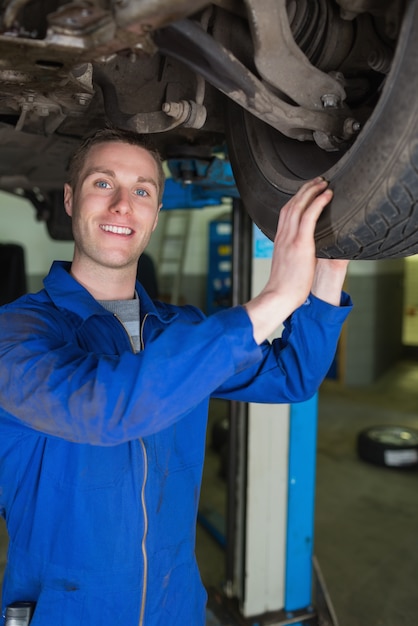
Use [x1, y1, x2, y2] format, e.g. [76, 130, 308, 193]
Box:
[67, 127, 166, 204]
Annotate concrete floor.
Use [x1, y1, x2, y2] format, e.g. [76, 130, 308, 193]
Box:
[314, 362, 418, 626]
[1, 360, 418, 625]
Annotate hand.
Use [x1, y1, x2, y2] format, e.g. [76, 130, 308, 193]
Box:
[244, 177, 341, 343]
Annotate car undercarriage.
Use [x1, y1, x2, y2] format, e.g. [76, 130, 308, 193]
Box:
[0, 0, 416, 259]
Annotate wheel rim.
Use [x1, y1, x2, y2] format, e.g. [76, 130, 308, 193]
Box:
[366, 426, 418, 448]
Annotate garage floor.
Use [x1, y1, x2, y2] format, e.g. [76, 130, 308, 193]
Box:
[1, 360, 418, 625]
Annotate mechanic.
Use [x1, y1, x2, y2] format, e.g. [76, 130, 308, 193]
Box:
[0, 127, 352, 626]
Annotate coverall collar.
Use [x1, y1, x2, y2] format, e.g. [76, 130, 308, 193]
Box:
[43, 260, 177, 323]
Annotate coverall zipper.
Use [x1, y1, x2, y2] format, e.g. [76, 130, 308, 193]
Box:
[113, 312, 149, 626]
[138, 313, 149, 626]
[138, 438, 148, 626]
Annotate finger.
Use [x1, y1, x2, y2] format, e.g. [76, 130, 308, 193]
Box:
[297, 187, 333, 238]
[276, 178, 328, 227]
[278, 187, 333, 253]
[292, 178, 330, 220]
[276, 178, 330, 239]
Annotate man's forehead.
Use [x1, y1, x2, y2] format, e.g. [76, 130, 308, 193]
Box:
[82, 142, 158, 177]
[86, 140, 152, 160]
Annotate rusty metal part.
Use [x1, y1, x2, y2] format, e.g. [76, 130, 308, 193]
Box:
[0, 1, 159, 72]
[162, 100, 207, 128]
[0, 2, 157, 129]
[113, 0, 211, 34]
[243, 0, 346, 109]
[155, 18, 353, 142]
[0, 0, 396, 144]
[335, 0, 403, 42]
[46, 3, 116, 48]
[92, 65, 206, 133]
[0, 59, 94, 134]
[287, 0, 354, 71]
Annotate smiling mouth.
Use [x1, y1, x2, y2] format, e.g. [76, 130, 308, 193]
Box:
[100, 224, 133, 235]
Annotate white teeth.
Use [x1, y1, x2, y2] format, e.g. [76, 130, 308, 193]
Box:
[100, 224, 133, 235]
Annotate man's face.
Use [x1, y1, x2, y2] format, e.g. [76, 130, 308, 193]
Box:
[64, 141, 161, 275]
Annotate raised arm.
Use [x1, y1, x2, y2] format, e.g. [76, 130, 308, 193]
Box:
[244, 177, 349, 344]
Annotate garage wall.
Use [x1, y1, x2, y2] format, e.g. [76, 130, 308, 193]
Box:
[402, 254, 418, 346]
[0, 192, 73, 293]
[343, 260, 405, 386]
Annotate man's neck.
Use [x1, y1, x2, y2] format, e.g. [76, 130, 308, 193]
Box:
[70, 262, 137, 301]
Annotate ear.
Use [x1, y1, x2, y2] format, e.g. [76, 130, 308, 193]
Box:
[63, 183, 73, 217]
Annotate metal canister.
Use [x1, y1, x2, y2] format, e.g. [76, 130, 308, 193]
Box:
[4, 601, 35, 626]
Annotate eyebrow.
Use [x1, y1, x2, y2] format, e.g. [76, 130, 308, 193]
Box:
[82, 167, 158, 191]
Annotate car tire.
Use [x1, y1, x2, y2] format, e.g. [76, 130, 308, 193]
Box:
[357, 425, 418, 468]
[225, 0, 418, 260]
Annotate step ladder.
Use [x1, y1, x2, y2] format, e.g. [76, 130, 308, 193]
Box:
[156, 210, 192, 305]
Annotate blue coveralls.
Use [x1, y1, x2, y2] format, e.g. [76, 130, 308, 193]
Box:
[0, 261, 352, 625]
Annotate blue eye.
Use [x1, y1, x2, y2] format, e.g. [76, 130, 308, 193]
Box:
[135, 188, 148, 197]
[96, 180, 110, 189]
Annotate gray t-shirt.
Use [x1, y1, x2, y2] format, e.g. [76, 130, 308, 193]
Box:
[98, 294, 141, 353]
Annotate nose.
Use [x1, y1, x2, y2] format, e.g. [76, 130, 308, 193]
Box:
[109, 186, 132, 215]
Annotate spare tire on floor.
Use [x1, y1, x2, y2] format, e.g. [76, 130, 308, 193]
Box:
[357, 425, 418, 469]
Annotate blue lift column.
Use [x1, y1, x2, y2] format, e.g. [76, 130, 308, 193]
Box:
[285, 395, 318, 619]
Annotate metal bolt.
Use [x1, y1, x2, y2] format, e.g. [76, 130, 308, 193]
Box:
[162, 101, 185, 120]
[343, 117, 361, 137]
[321, 93, 340, 108]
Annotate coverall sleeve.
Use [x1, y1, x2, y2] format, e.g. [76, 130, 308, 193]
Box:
[0, 303, 261, 445]
[213, 291, 352, 402]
